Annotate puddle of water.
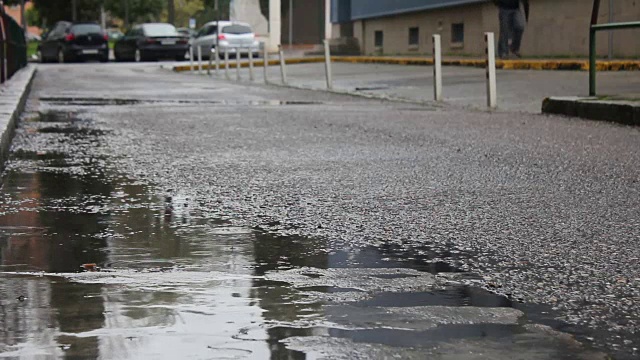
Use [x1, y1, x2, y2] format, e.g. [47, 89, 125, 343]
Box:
[38, 97, 323, 107]
[0, 108, 608, 359]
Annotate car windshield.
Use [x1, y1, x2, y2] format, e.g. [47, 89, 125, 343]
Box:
[71, 24, 103, 35]
[144, 24, 178, 37]
[222, 25, 252, 35]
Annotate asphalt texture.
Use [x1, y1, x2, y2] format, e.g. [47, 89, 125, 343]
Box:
[0, 62, 639, 359]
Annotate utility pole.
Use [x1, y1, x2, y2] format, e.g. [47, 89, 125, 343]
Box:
[20, 0, 26, 33]
[72, 0, 77, 22]
[215, 0, 219, 54]
[269, 0, 281, 52]
[288, 0, 292, 47]
[100, 4, 106, 29]
[124, 0, 129, 29]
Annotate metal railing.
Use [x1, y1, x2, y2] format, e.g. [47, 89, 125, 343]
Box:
[589, 0, 640, 95]
[0, 5, 27, 84]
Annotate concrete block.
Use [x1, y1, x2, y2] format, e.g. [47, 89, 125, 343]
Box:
[542, 96, 640, 126]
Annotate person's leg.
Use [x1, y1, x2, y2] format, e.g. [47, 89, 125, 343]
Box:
[497, 8, 511, 58]
[510, 9, 526, 56]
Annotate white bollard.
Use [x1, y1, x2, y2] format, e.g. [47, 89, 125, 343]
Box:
[197, 45, 203, 74]
[215, 48, 220, 76]
[485, 32, 497, 109]
[432, 34, 443, 102]
[207, 47, 212, 76]
[224, 50, 230, 80]
[189, 46, 194, 73]
[263, 43, 269, 83]
[248, 49, 255, 81]
[236, 48, 241, 81]
[323, 39, 333, 90]
[278, 45, 287, 85]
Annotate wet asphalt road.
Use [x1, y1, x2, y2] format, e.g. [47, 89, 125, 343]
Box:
[0, 62, 639, 359]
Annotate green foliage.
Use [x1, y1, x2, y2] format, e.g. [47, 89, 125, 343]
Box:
[31, 0, 103, 28]
[172, 0, 205, 28]
[105, 0, 166, 28]
[25, 5, 40, 26]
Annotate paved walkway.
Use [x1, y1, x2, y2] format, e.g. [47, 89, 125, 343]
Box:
[179, 61, 640, 113]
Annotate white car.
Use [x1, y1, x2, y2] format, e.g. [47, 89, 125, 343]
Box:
[190, 21, 260, 59]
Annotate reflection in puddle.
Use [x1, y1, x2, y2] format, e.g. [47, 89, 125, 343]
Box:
[0, 109, 606, 359]
[39, 97, 324, 107]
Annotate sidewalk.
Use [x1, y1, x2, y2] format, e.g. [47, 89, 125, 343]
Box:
[174, 60, 640, 114]
[174, 55, 640, 72]
[0, 65, 37, 171]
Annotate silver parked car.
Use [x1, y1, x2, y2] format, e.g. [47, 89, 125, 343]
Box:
[190, 21, 260, 59]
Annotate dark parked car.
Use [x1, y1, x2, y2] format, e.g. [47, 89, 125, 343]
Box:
[114, 23, 189, 62]
[38, 22, 109, 63]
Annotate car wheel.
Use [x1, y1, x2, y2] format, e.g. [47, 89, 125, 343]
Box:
[57, 49, 65, 64]
[134, 48, 142, 62]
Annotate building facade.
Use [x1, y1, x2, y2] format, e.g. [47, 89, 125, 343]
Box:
[331, 0, 640, 58]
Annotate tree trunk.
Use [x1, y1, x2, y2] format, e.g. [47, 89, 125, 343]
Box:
[167, 0, 175, 25]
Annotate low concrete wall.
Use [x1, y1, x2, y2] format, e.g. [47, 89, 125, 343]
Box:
[0, 65, 37, 173]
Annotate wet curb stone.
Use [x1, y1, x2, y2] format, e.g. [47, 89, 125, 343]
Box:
[0, 65, 37, 173]
[542, 96, 640, 126]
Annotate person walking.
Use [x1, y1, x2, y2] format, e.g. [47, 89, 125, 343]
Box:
[494, 0, 529, 58]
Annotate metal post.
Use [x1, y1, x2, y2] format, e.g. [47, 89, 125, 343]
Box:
[236, 48, 241, 81]
[263, 43, 269, 83]
[197, 45, 203, 74]
[589, 0, 601, 96]
[589, 29, 597, 96]
[278, 45, 287, 84]
[323, 39, 333, 90]
[207, 49, 212, 75]
[224, 50, 230, 80]
[0, 5, 5, 84]
[215, 50, 220, 75]
[289, 0, 293, 47]
[485, 32, 497, 109]
[248, 49, 255, 81]
[432, 34, 442, 102]
[608, 0, 614, 59]
[189, 46, 194, 73]
[215, 0, 220, 63]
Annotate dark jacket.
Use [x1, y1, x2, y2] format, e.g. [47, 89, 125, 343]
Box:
[494, 0, 530, 20]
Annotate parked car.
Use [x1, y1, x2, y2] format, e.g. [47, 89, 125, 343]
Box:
[177, 27, 197, 39]
[190, 21, 260, 59]
[114, 23, 189, 62]
[38, 22, 109, 63]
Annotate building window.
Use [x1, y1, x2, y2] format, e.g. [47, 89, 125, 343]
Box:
[452, 23, 464, 44]
[374, 30, 383, 48]
[408, 27, 419, 46]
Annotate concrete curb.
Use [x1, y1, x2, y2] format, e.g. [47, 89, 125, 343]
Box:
[173, 56, 640, 72]
[542, 96, 640, 126]
[173, 57, 325, 72]
[0, 65, 37, 173]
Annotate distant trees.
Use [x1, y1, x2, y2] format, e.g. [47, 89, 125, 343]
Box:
[20, 0, 272, 31]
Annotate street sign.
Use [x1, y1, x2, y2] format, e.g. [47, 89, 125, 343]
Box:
[189, 18, 196, 29]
